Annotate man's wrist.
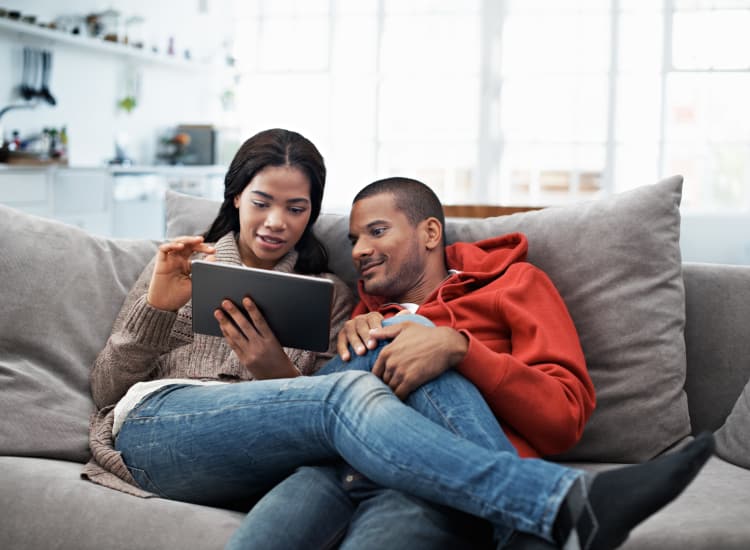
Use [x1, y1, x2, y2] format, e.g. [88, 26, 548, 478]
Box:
[442, 327, 469, 366]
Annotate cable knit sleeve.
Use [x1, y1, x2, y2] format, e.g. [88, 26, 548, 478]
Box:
[301, 274, 355, 375]
[89, 256, 193, 409]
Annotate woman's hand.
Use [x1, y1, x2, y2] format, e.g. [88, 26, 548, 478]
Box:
[215, 297, 300, 379]
[147, 236, 215, 312]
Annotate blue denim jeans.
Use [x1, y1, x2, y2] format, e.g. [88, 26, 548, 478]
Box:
[226, 315, 513, 549]
[115, 318, 581, 542]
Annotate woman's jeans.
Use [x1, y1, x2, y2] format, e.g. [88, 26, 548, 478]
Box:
[115, 316, 581, 542]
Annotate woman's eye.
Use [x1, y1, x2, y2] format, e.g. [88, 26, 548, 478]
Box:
[289, 207, 307, 215]
[252, 201, 269, 209]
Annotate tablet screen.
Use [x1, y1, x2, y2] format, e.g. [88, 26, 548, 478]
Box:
[191, 260, 334, 352]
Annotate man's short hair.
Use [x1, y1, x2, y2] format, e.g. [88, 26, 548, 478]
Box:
[353, 177, 446, 233]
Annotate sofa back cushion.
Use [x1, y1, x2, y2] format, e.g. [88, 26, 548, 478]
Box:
[167, 176, 691, 462]
[0, 205, 157, 463]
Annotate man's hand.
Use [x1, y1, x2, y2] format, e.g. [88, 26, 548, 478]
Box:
[369, 322, 469, 399]
[215, 297, 299, 380]
[337, 312, 385, 361]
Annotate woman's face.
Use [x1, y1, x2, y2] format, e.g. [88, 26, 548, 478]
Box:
[233, 165, 312, 269]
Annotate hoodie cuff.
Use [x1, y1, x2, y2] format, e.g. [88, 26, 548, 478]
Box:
[455, 328, 507, 396]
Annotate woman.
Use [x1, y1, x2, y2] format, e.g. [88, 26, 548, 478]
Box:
[83, 128, 355, 496]
[83, 129, 713, 550]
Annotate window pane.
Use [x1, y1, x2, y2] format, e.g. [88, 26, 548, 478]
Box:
[259, 16, 329, 71]
[617, 12, 663, 73]
[331, 77, 377, 139]
[614, 144, 659, 192]
[673, 10, 750, 69]
[664, 142, 749, 210]
[502, 14, 610, 74]
[615, 75, 661, 142]
[666, 73, 750, 141]
[506, 0, 610, 14]
[497, 143, 605, 205]
[381, 15, 479, 74]
[325, 139, 377, 212]
[237, 75, 330, 139]
[262, 0, 329, 16]
[332, 15, 377, 72]
[384, 0, 480, 15]
[500, 76, 608, 142]
[378, 141, 477, 204]
[379, 77, 479, 141]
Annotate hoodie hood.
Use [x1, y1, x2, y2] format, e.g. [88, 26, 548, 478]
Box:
[445, 232, 528, 283]
[356, 232, 529, 314]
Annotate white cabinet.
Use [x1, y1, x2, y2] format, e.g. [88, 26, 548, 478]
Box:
[0, 165, 225, 239]
[0, 168, 51, 217]
[52, 169, 114, 235]
[0, 166, 114, 236]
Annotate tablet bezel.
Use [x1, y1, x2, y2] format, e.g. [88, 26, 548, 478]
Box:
[191, 260, 334, 352]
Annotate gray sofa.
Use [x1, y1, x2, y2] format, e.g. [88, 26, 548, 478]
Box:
[1, 176, 748, 549]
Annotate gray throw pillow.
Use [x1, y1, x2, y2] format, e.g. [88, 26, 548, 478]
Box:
[166, 176, 690, 462]
[446, 176, 690, 462]
[716, 380, 750, 469]
[0, 205, 157, 463]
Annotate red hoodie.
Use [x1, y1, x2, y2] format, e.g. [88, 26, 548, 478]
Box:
[352, 232, 595, 458]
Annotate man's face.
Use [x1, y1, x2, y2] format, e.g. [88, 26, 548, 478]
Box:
[348, 193, 427, 302]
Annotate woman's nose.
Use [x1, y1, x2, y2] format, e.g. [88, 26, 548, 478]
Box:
[264, 208, 286, 229]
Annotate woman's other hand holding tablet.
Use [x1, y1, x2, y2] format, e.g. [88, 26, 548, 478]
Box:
[147, 236, 216, 312]
[215, 296, 300, 379]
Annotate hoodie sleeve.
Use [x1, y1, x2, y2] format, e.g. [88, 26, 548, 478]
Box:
[455, 263, 595, 456]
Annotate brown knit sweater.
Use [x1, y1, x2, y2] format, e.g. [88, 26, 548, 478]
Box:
[81, 232, 355, 497]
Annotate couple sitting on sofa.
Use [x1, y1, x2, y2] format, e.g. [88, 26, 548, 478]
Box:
[83, 128, 714, 550]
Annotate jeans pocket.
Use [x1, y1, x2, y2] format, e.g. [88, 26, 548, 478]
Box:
[126, 466, 164, 496]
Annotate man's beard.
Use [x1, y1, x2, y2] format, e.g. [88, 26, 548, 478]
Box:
[362, 240, 423, 301]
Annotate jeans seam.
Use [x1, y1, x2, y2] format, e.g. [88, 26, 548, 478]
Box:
[418, 387, 463, 437]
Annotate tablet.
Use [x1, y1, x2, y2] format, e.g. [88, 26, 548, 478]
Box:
[191, 260, 334, 352]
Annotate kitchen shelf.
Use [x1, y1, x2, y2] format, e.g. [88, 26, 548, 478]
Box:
[0, 17, 221, 71]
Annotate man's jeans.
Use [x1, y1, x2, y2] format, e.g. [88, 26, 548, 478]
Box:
[227, 314, 515, 549]
[115, 316, 581, 542]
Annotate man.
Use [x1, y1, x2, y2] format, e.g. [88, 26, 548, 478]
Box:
[225, 177, 711, 550]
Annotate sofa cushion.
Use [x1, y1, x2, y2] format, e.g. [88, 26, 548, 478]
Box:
[0, 456, 243, 550]
[0, 205, 157, 463]
[165, 177, 690, 462]
[715, 379, 750, 469]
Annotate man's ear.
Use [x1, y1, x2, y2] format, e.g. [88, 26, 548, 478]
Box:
[422, 217, 444, 251]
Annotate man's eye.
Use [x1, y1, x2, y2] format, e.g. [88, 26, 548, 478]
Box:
[372, 227, 386, 237]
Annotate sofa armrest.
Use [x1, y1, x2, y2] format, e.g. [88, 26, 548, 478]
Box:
[683, 262, 750, 433]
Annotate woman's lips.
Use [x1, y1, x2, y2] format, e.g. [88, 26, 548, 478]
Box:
[257, 234, 286, 250]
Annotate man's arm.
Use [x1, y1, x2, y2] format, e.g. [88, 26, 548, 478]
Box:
[454, 264, 595, 456]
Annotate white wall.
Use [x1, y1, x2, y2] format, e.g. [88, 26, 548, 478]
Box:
[0, 0, 237, 165]
[681, 213, 750, 266]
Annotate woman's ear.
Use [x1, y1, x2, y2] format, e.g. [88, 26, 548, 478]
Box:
[422, 217, 444, 251]
[233, 195, 240, 209]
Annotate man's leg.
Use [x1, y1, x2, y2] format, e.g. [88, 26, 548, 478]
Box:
[338, 470, 494, 550]
[316, 314, 516, 544]
[316, 314, 515, 452]
[225, 465, 352, 550]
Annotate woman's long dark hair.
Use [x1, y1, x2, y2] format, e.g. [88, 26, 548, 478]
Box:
[203, 128, 329, 274]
